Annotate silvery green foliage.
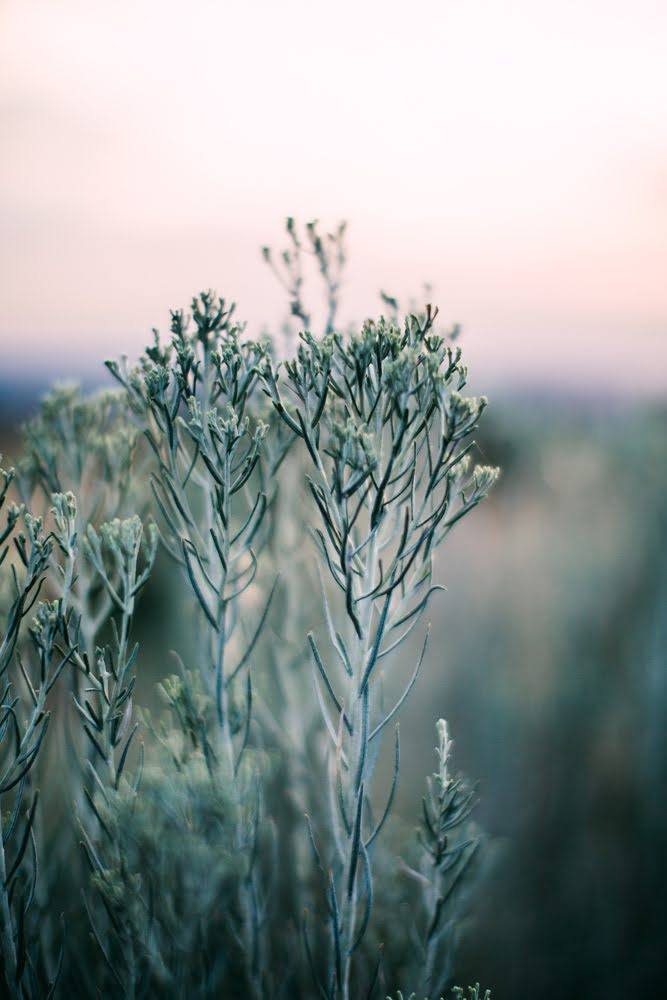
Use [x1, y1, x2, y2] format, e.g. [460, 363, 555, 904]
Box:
[68, 515, 160, 995]
[20, 386, 144, 663]
[259, 276, 498, 997]
[64, 507, 258, 997]
[262, 217, 347, 336]
[20, 387, 137, 506]
[0, 221, 498, 997]
[452, 987, 492, 1000]
[14, 390, 151, 992]
[402, 721, 479, 997]
[74, 516, 157, 787]
[0, 462, 75, 997]
[387, 986, 491, 1000]
[107, 296, 274, 755]
[106, 294, 289, 997]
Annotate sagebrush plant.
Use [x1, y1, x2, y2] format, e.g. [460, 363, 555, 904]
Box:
[388, 988, 491, 1000]
[0, 219, 498, 998]
[0, 464, 77, 993]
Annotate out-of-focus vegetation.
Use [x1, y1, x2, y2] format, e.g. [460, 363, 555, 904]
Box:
[410, 397, 667, 998]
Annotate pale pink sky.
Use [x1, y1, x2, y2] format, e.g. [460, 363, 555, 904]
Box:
[1, 0, 665, 395]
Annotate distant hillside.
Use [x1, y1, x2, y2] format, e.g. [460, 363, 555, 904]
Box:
[0, 372, 107, 424]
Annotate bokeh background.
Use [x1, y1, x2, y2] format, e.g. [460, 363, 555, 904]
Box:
[1, 1, 665, 997]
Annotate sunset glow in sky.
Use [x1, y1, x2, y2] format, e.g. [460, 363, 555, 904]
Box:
[1, 0, 665, 395]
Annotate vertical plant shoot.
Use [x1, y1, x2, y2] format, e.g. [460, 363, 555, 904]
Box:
[400, 720, 481, 997]
[0, 464, 76, 996]
[106, 293, 284, 996]
[260, 305, 498, 997]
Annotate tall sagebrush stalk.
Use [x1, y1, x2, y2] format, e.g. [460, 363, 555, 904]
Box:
[0, 463, 76, 996]
[260, 298, 498, 997]
[107, 294, 291, 996]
